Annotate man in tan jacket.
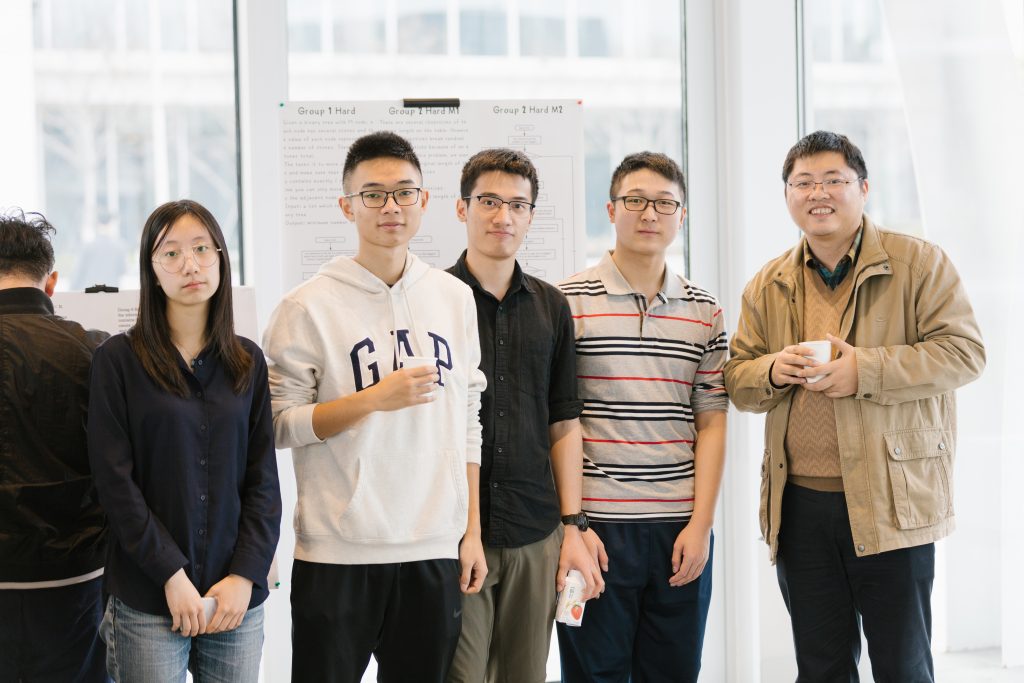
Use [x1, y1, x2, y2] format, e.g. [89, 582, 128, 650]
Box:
[724, 130, 984, 682]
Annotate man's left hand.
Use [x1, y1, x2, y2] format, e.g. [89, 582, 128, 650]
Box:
[801, 334, 859, 398]
[557, 527, 605, 600]
[459, 531, 488, 594]
[669, 521, 711, 586]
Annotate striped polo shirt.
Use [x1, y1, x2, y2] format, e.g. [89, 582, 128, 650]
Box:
[559, 252, 729, 523]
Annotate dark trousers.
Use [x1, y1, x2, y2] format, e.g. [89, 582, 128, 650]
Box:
[291, 558, 463, 683]
[777, 484, 935, 683]
[557, 521, 713, 683]
[0, 576, 109, 683]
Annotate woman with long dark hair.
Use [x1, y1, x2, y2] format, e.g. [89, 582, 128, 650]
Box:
[88, 200, 280, 681]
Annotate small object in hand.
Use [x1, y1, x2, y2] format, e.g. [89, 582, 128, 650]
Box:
[201, 596, 217, 625]
[555, 569, 587, 627]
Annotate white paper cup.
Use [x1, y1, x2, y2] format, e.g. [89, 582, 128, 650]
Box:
[402, 356, 438, 397]
[801, 340, 832, 384]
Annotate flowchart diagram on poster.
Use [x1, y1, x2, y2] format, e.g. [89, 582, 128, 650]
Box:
[279, 100, 585, 290]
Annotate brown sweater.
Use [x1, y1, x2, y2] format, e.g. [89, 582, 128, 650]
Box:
[784, 265, 855, 491]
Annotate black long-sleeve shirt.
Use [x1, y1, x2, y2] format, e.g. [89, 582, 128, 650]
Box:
[87, 333, 281, 615]
[448, 253, 583, 548]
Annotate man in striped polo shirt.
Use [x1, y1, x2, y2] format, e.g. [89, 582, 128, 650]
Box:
[557, 152, 729, 682]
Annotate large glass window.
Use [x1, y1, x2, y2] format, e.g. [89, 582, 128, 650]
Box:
[801, 0, 922, 234]
[8, 0, 242, 290]
[286, 0, 685, 274]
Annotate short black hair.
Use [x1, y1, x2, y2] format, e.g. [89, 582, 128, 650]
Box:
[609, 152, 687, 202]
[0, 209, 56, 282]
[460, 148, 540, 203]
[782, 130, 868, 182]
[342, 131, 422, 191]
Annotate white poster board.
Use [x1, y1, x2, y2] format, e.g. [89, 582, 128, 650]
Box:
[52, 286, 260, 341]
[279, 100, 585, 290]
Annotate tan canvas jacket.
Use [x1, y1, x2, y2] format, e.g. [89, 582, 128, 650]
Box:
[724, 216, 985, 562]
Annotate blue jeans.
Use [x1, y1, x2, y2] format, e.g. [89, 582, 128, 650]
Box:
[100, 596, 264, 683]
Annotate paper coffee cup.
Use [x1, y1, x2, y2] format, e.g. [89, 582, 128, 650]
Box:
[402, 356, 438, 397]
[801, 340, 832, 384]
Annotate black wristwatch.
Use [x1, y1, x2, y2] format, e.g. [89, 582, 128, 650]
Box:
[561, 512, 589, 532]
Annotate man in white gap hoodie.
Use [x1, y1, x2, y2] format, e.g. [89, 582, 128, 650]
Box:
[263, 131, 487, 683]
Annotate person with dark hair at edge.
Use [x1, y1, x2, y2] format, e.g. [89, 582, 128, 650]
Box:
[557, 152, 729, 682]
[0, 209, 110, 682]
[724, 130, 985, 682]
[445, 149, 606, 683]
[263, 131, 487, 682]
[88, 199, 281, 681]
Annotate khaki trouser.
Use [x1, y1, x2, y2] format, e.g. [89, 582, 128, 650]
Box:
[447, 526, 563, 683]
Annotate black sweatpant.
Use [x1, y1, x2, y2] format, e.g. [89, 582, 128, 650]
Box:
[291, 558, 463, 682]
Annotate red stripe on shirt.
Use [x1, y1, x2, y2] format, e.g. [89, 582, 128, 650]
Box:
[695, 370, 723, 375]
[646, 314, 713, 327]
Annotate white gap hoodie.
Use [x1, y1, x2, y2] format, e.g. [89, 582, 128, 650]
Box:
[264, 252, 485, 565]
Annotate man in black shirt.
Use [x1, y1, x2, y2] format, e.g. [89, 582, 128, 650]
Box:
[0, 210, 110, 681]
[446, 149, 605, 682]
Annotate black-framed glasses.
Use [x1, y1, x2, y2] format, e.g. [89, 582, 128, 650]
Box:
[344, 188, 422, 208]
[463, 195, 536, 217]
[152, 243, 222, 273]
[613, 196, 682, 215]
[785, 177, 863, 194]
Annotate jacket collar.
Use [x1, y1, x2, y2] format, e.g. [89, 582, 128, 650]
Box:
[595, 250, 687, 299]
[0, 287, 55, 315]
[772, 214, 890, 291]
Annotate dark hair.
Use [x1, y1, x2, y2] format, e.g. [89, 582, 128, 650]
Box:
[609, 152, 687, 202]
[782, 130, 868, 182]
[0, 209, 56, 282]
[460, 148, 540, 203]
[130, 200, 252, 397]
[342, 131, 422, 191]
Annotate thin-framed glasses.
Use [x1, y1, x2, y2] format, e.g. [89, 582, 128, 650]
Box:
[613, 196, 682, 215]
[463, 194, 536, 218]
[785, 177, 863, 194]
[344, 188, 422, 208]
[152, 243, 222, 273]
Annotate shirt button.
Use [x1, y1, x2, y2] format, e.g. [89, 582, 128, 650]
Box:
[863, 393, 872, 398]
[200, 459, 207, 466]
[198, 529, 205, 536]
[497, 447, 503, 453]
[938, 442, 946, 450]
[498, 411, 505, 417]
[492, 482, 499, 488]
[200, 424, 207, 432]
[778, 462, 784, 469]
[197, 360, 204, 366]
[498, 339, 505, 345]
[200, 494, 207, 502]
[498, 305, 503, 312]
[894, 447, 902, 455]
[857, 544, 865, 552]
[195, 564, 202, 571]
[498, 375, 505, 381]
[195, 391, 203, 399]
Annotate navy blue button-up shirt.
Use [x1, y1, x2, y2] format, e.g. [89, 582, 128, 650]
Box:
[88, 333, 281, 616]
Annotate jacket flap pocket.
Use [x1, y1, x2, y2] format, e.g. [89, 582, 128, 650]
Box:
[883, 428, 952, 461]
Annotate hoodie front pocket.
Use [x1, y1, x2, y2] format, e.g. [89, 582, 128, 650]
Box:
[884, 428, 954, 529]
[336, 449, 467, 542]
